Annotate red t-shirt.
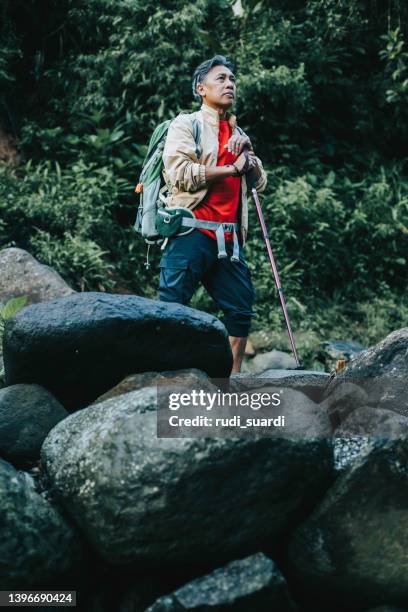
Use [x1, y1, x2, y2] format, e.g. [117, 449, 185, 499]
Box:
[195, 119, 241, 242]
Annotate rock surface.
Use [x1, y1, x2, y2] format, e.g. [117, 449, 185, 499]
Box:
[0, 458, 83, 589]
[333, 437, 372, 472]
[41, 386, 334, 566]
[3, 292, 233, 410]
[157, 385, 333, 439]
[324, 328, 408, 417]
[92, 368, 217, 405]
[0, 384, 68, 463]
[146, 553, 298, 611]
[242, 350, 297, 373]
[335, 405, 408, 438]
[230, 369, 330, 403]
[323, 381, 369, 427]
[286, 439, 408, 608]
[0, 247, 75, 305]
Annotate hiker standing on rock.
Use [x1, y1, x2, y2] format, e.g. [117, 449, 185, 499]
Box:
[159, 55, 267, 373]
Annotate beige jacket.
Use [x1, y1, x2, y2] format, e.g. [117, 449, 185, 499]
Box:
[162, 103, 267, 245]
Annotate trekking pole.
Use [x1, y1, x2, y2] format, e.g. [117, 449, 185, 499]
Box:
[247, 170, 301, 368]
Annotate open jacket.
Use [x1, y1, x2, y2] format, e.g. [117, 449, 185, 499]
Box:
[162, 103, 267, 245]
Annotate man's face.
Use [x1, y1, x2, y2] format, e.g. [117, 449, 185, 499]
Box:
[197, 64, 236, 109]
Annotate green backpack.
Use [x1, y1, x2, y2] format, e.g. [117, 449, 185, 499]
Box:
[133, 113, 202, 255]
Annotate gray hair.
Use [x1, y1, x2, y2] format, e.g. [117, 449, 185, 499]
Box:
[192, 55, 235, 102]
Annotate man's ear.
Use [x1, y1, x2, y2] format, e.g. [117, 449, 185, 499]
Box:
[196, 83, 205, 98]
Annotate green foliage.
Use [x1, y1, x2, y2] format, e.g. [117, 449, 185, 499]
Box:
[0, 296, 28, 385]
[0, 161, 151, 294]
[0, 16, 21, 97]
[1, 0, 408, 355]
[244, 160, 408, 325]
[19, 113, 140, 172]
[0, 295, 27, 320]
[380, 27, 408, 127]
[34, 0, 237, 139]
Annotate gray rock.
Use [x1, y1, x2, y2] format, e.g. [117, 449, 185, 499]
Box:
[325, 328, 408, 417]
[0, 384, 68, 463]
[0, 458, 83, 588]
[0, 247, 75, 305]
[333, 437, 372, 472]
[92, 368, 217, 405]
[158, 386, 333, 439]
[322, 381, 369, 428]
[286, 439, 408, 607]
[41, 386, 334, 566]
[146, 553, 298, 611]
[335, 405, 408, 438]
[230, 369, 330, 403]
[242, 350, 297, 373]
[3, 292, 232, 411]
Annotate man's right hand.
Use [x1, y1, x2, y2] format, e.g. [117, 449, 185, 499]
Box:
[232, 149, 256, 176]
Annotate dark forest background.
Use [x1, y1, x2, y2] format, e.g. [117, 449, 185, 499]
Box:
[1, 0, 408, 366]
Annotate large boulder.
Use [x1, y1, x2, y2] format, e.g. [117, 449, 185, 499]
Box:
[41, 386, 334, 566]
[92, 368, 216, 405]
[0, 458, 83, 589]
[3, 292, 233, 410]
[0, 384, 68, 464]
[323, 381, 369, 428]
[230, 370, 330, 403]
[146, 553, 298, 611]
[286, 439, 408, 609]
[157, 385, 332, 439]
[0, 247, 75, 305]
[335, 405, 408, 438]
[325, 328, 408, 418]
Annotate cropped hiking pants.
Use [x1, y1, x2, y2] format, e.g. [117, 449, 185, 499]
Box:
[158, 229, 256, 337]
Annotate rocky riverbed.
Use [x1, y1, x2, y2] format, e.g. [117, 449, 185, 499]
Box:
[1, 247, 408, 612]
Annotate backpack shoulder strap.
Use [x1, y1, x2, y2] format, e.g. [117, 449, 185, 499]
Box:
[235, 124, 244, 136]
[144, 119, 172, 165]
[190, 111, 203, 160]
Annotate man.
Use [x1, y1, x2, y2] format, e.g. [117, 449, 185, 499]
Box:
[159, 55, 267, 373]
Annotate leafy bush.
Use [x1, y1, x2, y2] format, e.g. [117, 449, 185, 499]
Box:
[0, 0, 408, 352]
[0, 296, 28, 387]
[0, 160, 152, 294]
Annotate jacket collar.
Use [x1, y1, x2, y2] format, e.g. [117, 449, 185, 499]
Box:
[200, 102, 237, 129]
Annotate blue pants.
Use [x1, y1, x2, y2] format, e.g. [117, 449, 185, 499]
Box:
[158, 230, 256, 337]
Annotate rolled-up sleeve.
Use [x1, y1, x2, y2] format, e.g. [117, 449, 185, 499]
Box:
[253, 155, 267, 193]
[239, 127, 267, 193]
[162, 115, 207, 193]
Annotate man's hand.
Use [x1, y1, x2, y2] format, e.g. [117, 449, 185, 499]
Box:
[247, 150, 262, 180]
[232, 148, 262, 177]
[232, 149, 254, 176]
[224, 133, 252, 156]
